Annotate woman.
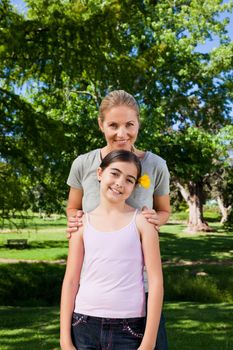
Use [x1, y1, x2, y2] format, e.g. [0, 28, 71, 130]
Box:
[66, 90, 170, 350]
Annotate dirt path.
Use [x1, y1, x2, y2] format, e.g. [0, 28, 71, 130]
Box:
[0, 258, 66, 264]
[0, 258, 232, 266]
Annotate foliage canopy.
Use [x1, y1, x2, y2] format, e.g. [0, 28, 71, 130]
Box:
[0, 0, 232, 219]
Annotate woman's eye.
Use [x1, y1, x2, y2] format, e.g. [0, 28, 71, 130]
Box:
[111, 172, 118, 176]
[127, 123, 134, 127]
[109, 124, 117, 129]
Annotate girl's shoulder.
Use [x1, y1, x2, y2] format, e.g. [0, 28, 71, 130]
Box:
[135, 211, 156, 239]
[135, 211, 148, 227]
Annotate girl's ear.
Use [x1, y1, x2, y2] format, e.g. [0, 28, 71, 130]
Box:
[97, 167, 103, 181]
[98, 117, 104, 133]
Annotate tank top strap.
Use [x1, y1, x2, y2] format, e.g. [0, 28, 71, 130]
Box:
[131, 208, 138, 223]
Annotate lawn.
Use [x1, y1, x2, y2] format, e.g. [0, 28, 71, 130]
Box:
[1, 212, 232, 263]
[0, 303, 232, 350]
[0, 214, 68, 261]
[0, 210, 232, 349]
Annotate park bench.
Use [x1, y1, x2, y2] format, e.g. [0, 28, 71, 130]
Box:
[7, 239, 28, 249]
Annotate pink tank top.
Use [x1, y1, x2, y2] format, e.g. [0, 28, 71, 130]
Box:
[74, 209, 145, 318]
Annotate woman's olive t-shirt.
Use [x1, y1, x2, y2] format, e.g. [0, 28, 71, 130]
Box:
[67, 149, 170, 212]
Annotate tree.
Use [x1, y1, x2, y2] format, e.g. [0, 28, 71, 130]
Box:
[210, 125, 233, 224]
[162, 126, 232, 232]
[1, 0, 232, 225]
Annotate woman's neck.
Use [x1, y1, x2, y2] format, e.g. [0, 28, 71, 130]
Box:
[101, 146, 145, 160]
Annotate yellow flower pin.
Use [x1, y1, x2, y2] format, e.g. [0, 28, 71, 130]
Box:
[138, 173, 151, 189]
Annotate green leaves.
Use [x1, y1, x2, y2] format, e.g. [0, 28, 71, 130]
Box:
[1, 0, 232, 215]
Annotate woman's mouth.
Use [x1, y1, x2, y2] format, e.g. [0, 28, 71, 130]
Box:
[114, 139, 130, 146]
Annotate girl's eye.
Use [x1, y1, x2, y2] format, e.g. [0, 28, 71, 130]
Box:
[127, 178, 135, 184]
[111, 172, 118, 177]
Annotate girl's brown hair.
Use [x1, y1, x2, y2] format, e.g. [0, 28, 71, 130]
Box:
[100, 150, 142, 183]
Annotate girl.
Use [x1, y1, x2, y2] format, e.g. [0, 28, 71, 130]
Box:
[60, 150, 163, 350]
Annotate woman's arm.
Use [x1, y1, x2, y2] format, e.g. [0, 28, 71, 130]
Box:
[153, 193, 170, 226]
[136, 214, 164, 349]
[66, 187, 84, 236]
[66, 187, 83, 217]
[60, 229, 84, 350]
[141, 194, 170, 231]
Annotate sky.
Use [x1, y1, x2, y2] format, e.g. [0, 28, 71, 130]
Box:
[10, 0, 233, 54]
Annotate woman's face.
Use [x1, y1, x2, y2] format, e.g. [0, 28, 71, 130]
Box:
[98, 105, 140, 152]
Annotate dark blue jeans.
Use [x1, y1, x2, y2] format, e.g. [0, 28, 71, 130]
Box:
[155, 312, 168, 350]
[71, 313, 145, 350]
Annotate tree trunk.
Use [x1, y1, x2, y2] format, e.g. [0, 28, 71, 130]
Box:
[177, 181, 213, 233]
[217, 196, 231, 224]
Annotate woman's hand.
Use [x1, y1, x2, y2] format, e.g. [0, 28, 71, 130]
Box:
[66, 210, 84, 238]
[141, 206, 159, 232]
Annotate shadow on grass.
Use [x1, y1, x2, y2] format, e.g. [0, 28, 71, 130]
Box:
[163, 264, 233, 303]
[0, 306, 60, 350]
[0, 240, 68, 250]
[0, 263, 65, 306]
[29, 240, 68, 249]
[1, 261, 232, 307]
[160, 230, 233, 262]
[0, 303, 232, 350]
[164, 302, 233, 350]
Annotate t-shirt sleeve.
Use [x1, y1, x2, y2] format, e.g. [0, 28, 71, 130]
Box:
[66, 156, 83, 189]
[154, 161, 170, 196]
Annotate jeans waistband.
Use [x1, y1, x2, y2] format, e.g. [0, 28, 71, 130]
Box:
[73, 312, 144, 325]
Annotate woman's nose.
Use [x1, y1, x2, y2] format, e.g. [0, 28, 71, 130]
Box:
[117, 127, 127, 138]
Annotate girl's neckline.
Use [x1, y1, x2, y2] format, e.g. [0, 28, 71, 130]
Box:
[86, 209, 138, 234]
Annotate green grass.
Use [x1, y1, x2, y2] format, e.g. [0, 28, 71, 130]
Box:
[0, 212, 67, 230]
[160, 224, 233, 263]
[0, 306, 60, 350]
[163, 265, 233, 302]
[0, 222, 68, 261]
[1, 214, 232, 262]
[0, 238, 68, 261]
[0, 263, 65, 306]
[0, 212, 232, 305]
[164, 302, 233, 350]
[0, 303, 232, 350]
[0, 210, 232, 348]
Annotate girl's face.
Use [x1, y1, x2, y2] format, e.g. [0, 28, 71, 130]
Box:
[97, 161, 138, 203]
[98, 105, 139, 152]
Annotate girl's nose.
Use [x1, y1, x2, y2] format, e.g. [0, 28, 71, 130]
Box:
[116, 177, 124, 187]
